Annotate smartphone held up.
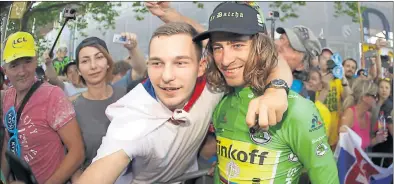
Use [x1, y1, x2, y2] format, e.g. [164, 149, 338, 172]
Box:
[113, 34, 129, 44]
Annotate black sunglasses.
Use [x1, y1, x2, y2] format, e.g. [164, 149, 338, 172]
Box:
[366, 93, 378, 100]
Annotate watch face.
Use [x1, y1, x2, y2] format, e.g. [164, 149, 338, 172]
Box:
[273, 79, 285, 87]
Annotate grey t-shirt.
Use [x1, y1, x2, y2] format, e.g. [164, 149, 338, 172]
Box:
[72, 86, 127, 170]
[113, 69, 132, 89]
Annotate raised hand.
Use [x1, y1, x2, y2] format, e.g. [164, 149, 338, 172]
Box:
[145, 2, 171, 17]
[121, 32, 138, 51]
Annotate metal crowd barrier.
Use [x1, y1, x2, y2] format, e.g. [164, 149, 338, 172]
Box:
[366, 152, 393, 167]
[162, 152, 393, 184]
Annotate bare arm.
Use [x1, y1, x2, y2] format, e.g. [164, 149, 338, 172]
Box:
[375, 51, 382, 79]
[43, 51, 65, 90]
[1, 90, 10, 182]
[128, 48, 147, 80]
[44, 118, 85, 184]
[339, 108, 354, 132]
[317, 88, 329, 103]
[76, 150, 130, 184]
[245, 56, 293, 129]
[340, 77, 351, 101]
[367, 58, 378, 80]
[159, 7, 206, 34]
[145, 2, 208, 47]
[388, 124, 393, 138]
[121, 32, 147, 80]
[45, 62, 65, 89]
[374, 39, 385, 80]
[1, 134, 10, 183]
[266, 56, 293, 86]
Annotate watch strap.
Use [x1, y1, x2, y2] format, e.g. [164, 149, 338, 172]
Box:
[263, 79, 290, 94]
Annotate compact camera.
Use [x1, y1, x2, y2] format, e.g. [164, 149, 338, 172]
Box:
[63, 7, 76, 20]
[268, 11, 280, 19]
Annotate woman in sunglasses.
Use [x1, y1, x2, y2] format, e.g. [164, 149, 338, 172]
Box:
[340, 79, 387, 150]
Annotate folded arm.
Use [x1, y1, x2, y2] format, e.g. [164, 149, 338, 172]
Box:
[43, 51, 65, 90]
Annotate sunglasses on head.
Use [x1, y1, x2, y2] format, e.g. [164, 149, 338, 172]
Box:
[366, 93, 378, 100]
[380, 78, 391, 82]
[4, 106, 21, 157]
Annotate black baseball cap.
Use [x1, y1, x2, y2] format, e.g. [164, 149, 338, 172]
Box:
[193, 2, 266, 42]
[75, 37, 109, 64]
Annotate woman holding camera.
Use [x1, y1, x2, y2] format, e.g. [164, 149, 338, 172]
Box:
[317, 57, 352, 148]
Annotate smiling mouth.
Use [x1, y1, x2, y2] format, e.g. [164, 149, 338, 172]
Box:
[223, 66, 243, 73]
[160, 87, 181, 91]
[89, 72, 100, 76]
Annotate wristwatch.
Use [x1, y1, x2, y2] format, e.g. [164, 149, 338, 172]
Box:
[263, 79, 290, 95]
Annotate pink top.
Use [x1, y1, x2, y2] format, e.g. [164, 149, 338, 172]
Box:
[3, 83, 76, 184]
[350, 106, 371, 150]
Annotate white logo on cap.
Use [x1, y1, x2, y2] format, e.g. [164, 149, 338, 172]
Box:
[257, 14, 263, 24]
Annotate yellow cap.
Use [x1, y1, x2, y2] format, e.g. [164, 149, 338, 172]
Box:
[3, 32, 36, 64]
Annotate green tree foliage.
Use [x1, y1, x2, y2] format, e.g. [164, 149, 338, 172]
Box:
[269, 2, 365, 23]
[269, 2, 306, 22]
[130, 2, 365, 23]
[2, 2, 121, 39]
[1, 2, 121, 61]
[132, 1, 204, 21]
[334, 2, 366, 23]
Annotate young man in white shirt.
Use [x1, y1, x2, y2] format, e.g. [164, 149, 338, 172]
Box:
[77, 21, 292, 184]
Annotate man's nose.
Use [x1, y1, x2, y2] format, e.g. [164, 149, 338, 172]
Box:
[221, 48, 236, 67]
[162, 65, 175, 83]
[274, 39, 281, 47]
[15, 63, 28, 75]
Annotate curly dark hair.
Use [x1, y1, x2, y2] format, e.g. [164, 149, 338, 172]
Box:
[206, 33, 278, 95]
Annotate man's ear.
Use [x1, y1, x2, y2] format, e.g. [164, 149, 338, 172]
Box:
[294, 52, 305, 71]
[197, 57, 208, 77]
[33, 57, 39, 67]
[295, 64, 305, 72]
[2, 65, 8, 76]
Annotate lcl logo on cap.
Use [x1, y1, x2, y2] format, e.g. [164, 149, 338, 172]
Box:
[12, 37, 28, 48]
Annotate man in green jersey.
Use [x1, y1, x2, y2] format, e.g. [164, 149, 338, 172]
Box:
[193, 2, 339, 184]
[53, 46, 71, 75]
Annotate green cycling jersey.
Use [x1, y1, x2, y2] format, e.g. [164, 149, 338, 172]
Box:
[53, 56, 71, 75]
[213, 87, 339, 184]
